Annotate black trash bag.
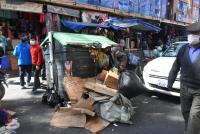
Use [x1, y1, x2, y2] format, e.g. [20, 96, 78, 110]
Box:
[118, 70, 147, 99]
[42, 89, 61, 107]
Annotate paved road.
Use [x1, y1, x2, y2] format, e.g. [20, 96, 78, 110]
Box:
[2, 76, 184, 134]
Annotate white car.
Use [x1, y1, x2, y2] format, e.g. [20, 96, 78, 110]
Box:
[143, 41, 188, 97]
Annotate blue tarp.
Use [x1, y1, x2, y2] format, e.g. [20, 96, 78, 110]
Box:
[61, 20, 109, 32]
[106, 18, 161, 32]
[61, 19, 161, 33]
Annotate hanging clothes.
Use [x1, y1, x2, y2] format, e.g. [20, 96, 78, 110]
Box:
[40, 13, 45, 23]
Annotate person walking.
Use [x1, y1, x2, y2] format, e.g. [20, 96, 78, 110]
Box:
[167, 22, 200, 134]
[13, 36, 32, 89]
[0, 30, 7, 54]
[30, 38, 44, 92]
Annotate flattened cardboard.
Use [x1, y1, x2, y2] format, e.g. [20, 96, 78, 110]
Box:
[85, 116, 110, 133]
[50, 107, 86, 128]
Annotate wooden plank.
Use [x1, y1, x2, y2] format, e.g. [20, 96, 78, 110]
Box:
[73, 108, 95, 117]
[50, 107, 86, 128]
[88, 92, 111, 102]
[85, 82, 118, 97]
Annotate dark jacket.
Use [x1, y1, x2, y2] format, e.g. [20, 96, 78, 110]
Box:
[168, 45, 200, 89]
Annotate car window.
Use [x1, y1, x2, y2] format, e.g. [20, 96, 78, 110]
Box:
[162, 43, 188, 57]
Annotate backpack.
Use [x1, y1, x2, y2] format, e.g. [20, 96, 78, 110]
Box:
[0, 56, 10, 70]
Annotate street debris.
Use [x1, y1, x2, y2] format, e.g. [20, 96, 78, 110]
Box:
[151, 96, 159, 99]
[63, 77, 96, 105]
[50, 68, 145, 133]
[94, 94, 135, 124]
[84, 82, 118, 97]
[113, 123, 118, 127]
[50, 107, 86, 128]
[85, 116, 110, 133]
[118, 70, 146, 99]
[104, 71, 119, 89]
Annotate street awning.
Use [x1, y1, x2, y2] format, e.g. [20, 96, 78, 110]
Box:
[41, 32, 117, 48]
[106, 18, 161, 32]
[61, 20, 110, 32]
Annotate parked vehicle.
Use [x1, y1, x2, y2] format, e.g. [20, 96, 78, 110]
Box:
[0, 70, 7, 100]
[143, 41, 188, 96]
[0, 55, 9, 100]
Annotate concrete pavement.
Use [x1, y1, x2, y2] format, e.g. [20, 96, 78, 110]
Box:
[2, 76, 185, 134]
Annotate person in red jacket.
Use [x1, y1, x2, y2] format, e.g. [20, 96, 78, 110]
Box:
[30, 38, 44, 92]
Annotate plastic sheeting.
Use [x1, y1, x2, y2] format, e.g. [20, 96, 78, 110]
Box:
[106, 18, 161, 32]
[61, 20, 109, 32]
[94, 93, 135, 124]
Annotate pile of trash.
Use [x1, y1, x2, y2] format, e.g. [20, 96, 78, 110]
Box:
[0, 109, 19, 134]
[50, 69, 146, 133]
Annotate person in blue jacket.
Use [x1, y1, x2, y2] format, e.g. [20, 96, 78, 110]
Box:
[13, 36, 32, 89]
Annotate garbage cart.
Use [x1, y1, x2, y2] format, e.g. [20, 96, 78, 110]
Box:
[41, 32, 118, 105]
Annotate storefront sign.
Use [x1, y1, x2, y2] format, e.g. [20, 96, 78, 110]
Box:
[47, 5, 80, 18]
[0, 0, 43, 13]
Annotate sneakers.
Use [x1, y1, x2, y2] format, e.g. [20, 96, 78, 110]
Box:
[21, 86, 26, 89]
[32, 88, 37, 93]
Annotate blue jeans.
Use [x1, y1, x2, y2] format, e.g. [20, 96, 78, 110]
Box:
[19, 65, 32, 86]
[180, 84, 200, 134]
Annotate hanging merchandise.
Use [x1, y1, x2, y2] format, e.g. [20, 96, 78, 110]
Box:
[139, 0, 152, 16]
[40, 13, 45, 23]
[118, 0, 129, 12]
[160, 0, 167, 19]
[82, 11, 108, 23]
[176, 1, 190, 23]
[154, 0, 162, 18]
[129, 0, 140, 13]
[192, 6, 200, 23]
[101, 0, 116, 9]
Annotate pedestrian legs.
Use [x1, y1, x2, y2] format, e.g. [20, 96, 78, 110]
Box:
[32, 65, 41, 91]
[180, 84, 200, 134]
[186, 90, 200, 134]
[19, 65, 26, 87]
[26, 65, 32, 84]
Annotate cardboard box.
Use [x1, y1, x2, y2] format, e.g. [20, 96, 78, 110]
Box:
[7, 54, 18, 71]
[104, 71, 119, 89]
[97, 70, 108, 81]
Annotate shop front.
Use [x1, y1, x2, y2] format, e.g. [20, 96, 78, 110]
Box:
[46, 5, 80, 32]
[0, 0, 44, 71]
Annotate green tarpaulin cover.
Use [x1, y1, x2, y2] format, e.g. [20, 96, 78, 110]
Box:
[41, 32, 118, 48]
